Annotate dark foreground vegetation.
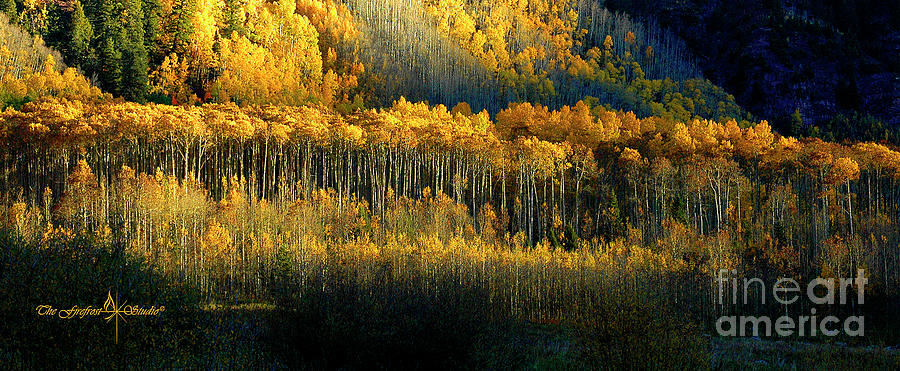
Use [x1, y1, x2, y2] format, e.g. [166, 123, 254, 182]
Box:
[1, 230, 716, 369]
[3, 225, 899, 369]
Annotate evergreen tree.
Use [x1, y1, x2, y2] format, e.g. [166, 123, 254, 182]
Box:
[97, 36, 122, 94]
[44, 2, 69, 54]
[90, 0, 149, 100]
[168, 0, 196, 55]
[70, 1, 94, 68]
[121, 43, 149, 101]
[141, 0, 162, 64]
[121, 0, 148, 101]
[96, 0, 124, 95]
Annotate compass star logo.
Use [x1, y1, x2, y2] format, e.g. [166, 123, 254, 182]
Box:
[34, 290, 165, 344]
[101, 291, 127, 344]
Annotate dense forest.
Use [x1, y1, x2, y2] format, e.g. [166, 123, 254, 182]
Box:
[1, 0, 899, 368]
[0, 0, 751, 121]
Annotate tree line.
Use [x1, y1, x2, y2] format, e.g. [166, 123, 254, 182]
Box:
[2, 96, 900, 294]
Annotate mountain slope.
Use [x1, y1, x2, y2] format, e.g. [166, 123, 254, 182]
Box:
[4, 0, 750, 125]
[344, 0, 748, 122]
[604, 0, 900, 140]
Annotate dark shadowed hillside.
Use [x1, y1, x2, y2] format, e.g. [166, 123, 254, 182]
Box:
[605, 0, 900, 141]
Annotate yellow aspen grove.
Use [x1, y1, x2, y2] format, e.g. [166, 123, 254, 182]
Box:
[1, 2, 898, 367]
